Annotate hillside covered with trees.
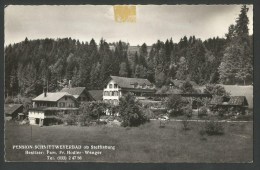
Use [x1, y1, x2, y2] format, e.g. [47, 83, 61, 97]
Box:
[5, 5, 253, 98]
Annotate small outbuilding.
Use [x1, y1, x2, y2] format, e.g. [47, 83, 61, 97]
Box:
[209, 96, 249, 114]
[4, 104, 24, 120]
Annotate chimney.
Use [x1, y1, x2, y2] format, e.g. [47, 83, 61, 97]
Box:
[68, 80, 72, 88]
[43, 87, 47, 97]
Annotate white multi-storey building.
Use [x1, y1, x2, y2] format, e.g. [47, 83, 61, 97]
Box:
[103, 76, 156, 105]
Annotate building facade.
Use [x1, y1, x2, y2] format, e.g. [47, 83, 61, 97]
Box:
[29, 92, 78, 126]
[103, 76, 156, 105]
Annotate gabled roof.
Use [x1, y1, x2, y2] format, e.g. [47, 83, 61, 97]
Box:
[228, 96, 248, 106]
[88, 90, 103, 101]
[109, 76, 153, 89]
[32, 92, 75, 102]
[60, 87, 86, 99]
[5, 104, 23, 115]
[210, 96, 248, 106]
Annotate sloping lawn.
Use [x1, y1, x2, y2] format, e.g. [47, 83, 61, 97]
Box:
[5, 120, 252, 163]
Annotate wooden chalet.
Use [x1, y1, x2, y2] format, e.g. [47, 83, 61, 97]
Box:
[209, 96, 249, 114]
[29, 91, 78, 126]
[4, 104, 24, 120]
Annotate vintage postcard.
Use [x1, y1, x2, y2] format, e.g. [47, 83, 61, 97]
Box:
[4, 5, 253, 162]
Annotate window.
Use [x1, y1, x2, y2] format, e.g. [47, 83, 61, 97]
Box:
[65, 96, 67, 100]
[114, 100, 118, 105]
[112, 91, 114, 96]
[114, 84, 118, 88]
[59, 102, 65, 107]
[114, 91, 118, 96]
[110, 91, 112, 96]
[109, 84, 112, 88]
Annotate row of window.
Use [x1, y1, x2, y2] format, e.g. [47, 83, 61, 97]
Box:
[108, 84, 118, 89]
[103, 91, 119, 96]
[132, 84, 153, 89]
[103, 99, 119, 105]
[58, 102, 74, 108]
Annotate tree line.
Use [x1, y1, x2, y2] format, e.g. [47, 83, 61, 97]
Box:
[5, 5, 253, 97]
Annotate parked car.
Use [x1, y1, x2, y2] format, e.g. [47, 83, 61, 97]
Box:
[158, 115, 169, 121]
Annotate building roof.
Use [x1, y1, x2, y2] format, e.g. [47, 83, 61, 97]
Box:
[170, 79, 197, 88]
[228, 96, 248, 106]
[88, 90, 103, 101]
[109, 76, 153, 89]
[30, 107, 79, 111]
[210, 96, 248, 106]
[60, 87, 86, 99]
[5, 104, 23, 115]
[32, 92, 75, 102]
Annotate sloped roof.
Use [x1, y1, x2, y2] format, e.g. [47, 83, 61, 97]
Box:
[5, 104, 23, 115]
[88, 90, 103, 101]
[210, 96, 248, 106]
[32, 92, 75, 102]
[228, 96, 248, 106]
[171, 79, 197, 88]
[110, 76, 153, 89]
[60, 87, 86, 99]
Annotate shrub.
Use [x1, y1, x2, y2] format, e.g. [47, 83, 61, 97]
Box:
[77, 113, 91, 126]
[198, 106, 208, 117]
[79, 101, 108, 120]
[166, 94, 187, 116]
[119, 93, 149, 127]
[203, 84, 230, 96]
[181, 80, 196, 93]
[217, 107, 227, 117]
[63, 112, 78, 125]
[5, 96, 14, 104]
[204, 120, 224, 135]
[182, 105, 192, 118]
[182, 118, 190, 130]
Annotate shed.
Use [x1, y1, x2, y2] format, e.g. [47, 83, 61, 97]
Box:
[4, 104, 24, 119]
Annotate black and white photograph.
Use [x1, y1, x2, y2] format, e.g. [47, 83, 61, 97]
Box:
[4, 4, 253, 162]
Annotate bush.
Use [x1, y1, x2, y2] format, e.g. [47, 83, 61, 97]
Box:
[217, 107, 227, 117]
[119, 93, 149, 127]
[181, 80, 196, 93]
[182, 105, 192, 118]
[77, 113, 91, 126]
[5, 96, 14, 104]
[198, 106, 208, 117]
[204, 120, 224, 135]
[182, 118, 190, 130]
[79, 101, 108, 120]
[166, 94, 186, 115]
[63, 112, 78, 125]
[203, 84, 230, 96]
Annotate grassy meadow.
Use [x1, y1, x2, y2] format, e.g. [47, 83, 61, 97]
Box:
[5, 120, 253, 163]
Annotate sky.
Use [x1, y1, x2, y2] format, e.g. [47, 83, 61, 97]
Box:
[5, 5, 253, 46]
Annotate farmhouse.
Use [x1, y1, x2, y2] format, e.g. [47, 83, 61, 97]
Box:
[5, 104, 24, 120]
[103, 76, 156, 105]
[209, 96, 249, 114]
[28, 91, 78, 126]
